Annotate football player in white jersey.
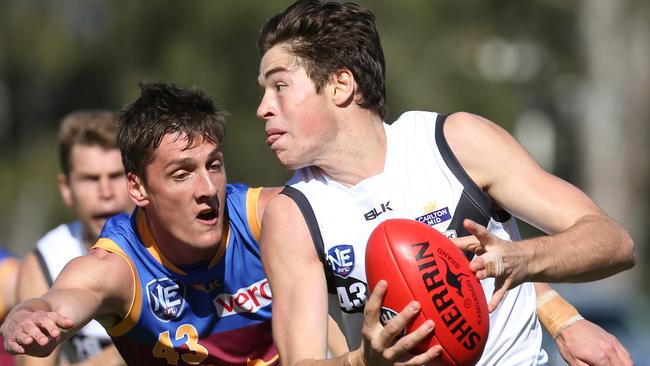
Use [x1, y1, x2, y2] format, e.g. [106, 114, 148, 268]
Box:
[255, 1, 635, 365]
[16, 111, 131, 366]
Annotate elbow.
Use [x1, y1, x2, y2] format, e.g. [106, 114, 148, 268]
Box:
[601, 215, 636, 272]
[619, 231, 636, 270]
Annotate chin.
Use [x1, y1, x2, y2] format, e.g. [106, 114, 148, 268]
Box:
[195, 231, 223, 248]
[278, 156, 306, 170]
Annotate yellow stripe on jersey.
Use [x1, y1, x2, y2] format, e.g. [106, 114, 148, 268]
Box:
[92, 238, 142, 337]
[246, 187, 263, 242]
[208, 221, 230, 268]
[208, 187, 261, 268]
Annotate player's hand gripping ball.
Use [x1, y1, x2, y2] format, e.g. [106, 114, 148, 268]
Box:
[366, 219, 489, 366]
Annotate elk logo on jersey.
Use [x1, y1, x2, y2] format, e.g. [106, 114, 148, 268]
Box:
[327, 245, 355, 278]
[146, 278, 186, 322]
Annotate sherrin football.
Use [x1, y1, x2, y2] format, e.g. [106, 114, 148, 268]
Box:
[365, 219, 489, 366]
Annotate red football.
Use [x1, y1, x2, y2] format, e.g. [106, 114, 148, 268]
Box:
[366, 219, 489, 366]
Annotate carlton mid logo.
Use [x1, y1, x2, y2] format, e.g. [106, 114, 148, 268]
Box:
[146, 278, 186, 322]
[416, 207, 452, 227]
[213, 278, 272, 317]
[327, 245, 355, 278]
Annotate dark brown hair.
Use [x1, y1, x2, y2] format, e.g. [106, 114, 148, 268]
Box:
[118, 82, 227, 183]
[257, 0, 387, 119]
[58, 110, 119, 177]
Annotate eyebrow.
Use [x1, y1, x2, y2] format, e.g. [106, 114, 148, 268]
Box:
[257, 66, 290, 87]
[164, 146, 223, 169]
[165, 157, 194, 169]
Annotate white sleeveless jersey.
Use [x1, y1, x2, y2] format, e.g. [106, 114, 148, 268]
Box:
[35, 221, 113, 362]
[285, 111, 547, 365]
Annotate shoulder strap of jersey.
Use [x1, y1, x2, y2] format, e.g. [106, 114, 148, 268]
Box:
[280, 186, 336, 293]
[33, 248, 54, 287]
[434, 114, 511, 256]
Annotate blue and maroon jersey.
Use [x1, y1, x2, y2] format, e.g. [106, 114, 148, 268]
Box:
[94, 184, 278, 366]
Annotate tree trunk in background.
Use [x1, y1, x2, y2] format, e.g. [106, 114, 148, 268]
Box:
[576, 0, 650, 299]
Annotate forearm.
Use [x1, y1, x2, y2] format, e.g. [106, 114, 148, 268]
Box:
[523, 214, 634, 282]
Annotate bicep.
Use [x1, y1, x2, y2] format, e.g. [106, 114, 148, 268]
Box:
[261, 195, 330, 364]
[494, 169, 602, 234]
[445, 112, 602, 234]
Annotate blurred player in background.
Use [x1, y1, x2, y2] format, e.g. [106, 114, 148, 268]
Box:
[1, 246, 19, 366]
[16, 111, 130, 366]
[255, 1, 635, 365]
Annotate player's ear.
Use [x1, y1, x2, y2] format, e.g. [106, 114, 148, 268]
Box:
[331, 68, 356, 107]
[127, 172, 149, 207]
[57, 173, 74, 208]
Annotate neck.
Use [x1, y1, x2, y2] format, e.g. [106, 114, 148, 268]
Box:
[316, 112, 387, 187]
[143, 209, 222, 267]
[82, 230, 98, 249]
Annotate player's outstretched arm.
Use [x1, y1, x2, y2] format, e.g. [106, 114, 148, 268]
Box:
[15, 251, 68, 366]
[1, 248, 131, 358]
[261, 195, 442, 366]
[445, 112, 634, 287]
[534, 283, 633, 366]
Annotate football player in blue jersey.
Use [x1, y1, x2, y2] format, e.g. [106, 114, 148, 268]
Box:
[0, 82, 284, 366]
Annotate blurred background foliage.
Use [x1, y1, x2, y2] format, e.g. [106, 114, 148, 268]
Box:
[1, 0, 648, 364]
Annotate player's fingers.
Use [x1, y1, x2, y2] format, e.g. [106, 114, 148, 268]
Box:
[396, 344, 443, 366]
[480, 251, 504, 278]
[451, 235, 481, 252]
[463, 219, 492, 243]
[18, 322, 42, 341]
[50, 313, 75, 330]
[36, 314, 64, 338]
[468, 256, 487, 276]
[378, 301, 422, 346]
[488, 280, 508, 312]
[21, 322, 51, 346]
[5, 340, 26, 355]
[363, 280, 387, 327]
[614, 342, 634, 366]
[383, 318, 433, 360]
[603, 341, 631, 366]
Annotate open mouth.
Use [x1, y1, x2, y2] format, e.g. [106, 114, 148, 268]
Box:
[197, 208, 218, 222]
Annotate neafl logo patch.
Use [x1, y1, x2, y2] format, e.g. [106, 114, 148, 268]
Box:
[146, 278, 186, 322]
[327, 245, 355, 278]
